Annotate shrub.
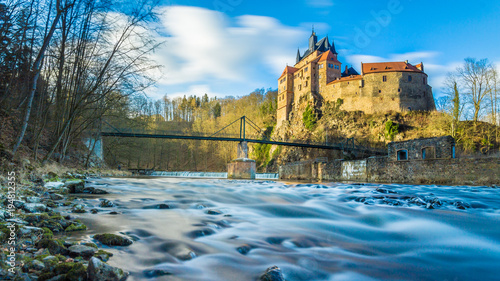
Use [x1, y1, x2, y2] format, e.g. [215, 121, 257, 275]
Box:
[303, 104, 317, 130]
[384, 120, 399, 141]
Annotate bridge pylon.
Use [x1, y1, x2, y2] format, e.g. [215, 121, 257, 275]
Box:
[228, 141, 256, 179]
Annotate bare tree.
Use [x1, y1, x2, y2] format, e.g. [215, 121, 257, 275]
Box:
[456, 58, 494, 123]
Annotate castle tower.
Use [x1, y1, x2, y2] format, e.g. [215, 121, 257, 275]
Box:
[277, 66, 297, 128]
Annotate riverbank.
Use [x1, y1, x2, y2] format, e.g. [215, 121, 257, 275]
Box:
[0, 168, 135, 281]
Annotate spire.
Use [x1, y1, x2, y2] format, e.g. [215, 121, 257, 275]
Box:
[330, 37, 338, 54]
[308, 28, 317, 51]
[296, 48, 301, 64]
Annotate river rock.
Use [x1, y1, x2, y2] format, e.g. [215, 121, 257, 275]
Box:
[23, 203, 47, 213]
[92, 188, 109, 194]
[206, 209, 223, 215]
[65, 180, 85, 193]
[94, 234, 133, 246]
[99, 199, 114, 208]
[45, 181, 64, 189]
[36, 238, 68, 255]
[87, 257, 129, 281]
[68, 244, 97, 259]
[0, 209, 11, 220]
[236, 244, 253, 255]
[23, 259, 45, 271]
[13, 200, 25, 209]
[72, 204, 86, 213]
[19, 226, 44, 241]
[143, 269, 172, 278]
[259, 265, 286, 281]
[6, 218, 28, 225]
[143, 203, 170, 209]
[25, 196, 41, 203]
[49, 193, 65, 200]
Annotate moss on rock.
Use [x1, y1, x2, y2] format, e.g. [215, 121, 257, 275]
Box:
[94, 234, 133, 246]
[65, 223, 87, 232]
[36, 238, 67, 255]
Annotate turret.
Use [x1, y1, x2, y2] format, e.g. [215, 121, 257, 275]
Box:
[296, 48, 301, 64]
[308, 30, 317, 51]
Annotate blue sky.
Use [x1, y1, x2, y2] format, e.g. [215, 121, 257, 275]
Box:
[145, 0, 500, 100]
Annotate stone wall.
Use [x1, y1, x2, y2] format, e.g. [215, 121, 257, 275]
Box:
[341, 160, 367, 181]
[320, 71, 435, 114]
[388, 135, 455, 161]
[280, 156, 499, 185]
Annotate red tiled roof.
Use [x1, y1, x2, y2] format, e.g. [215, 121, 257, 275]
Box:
[318, 50, 341, 64]
[279, 66, 298, 78]
[362, 62, 423, 74]
[327, 75, 363, 85]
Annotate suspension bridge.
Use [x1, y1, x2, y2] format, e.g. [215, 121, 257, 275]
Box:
[99, 116, 386, 156]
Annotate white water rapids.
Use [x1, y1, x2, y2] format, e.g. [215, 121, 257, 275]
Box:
[69, 177, 500, 280]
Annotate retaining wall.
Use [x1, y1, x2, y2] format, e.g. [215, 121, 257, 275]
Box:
[280, 156, 499, 185]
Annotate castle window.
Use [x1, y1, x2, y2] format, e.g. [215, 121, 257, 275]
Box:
[299, 85, 302, 90]
[408, 75, 412, 82]
[319, 75, 322, 79]
[328, 63, 333, 68]
[361, 80, 365, 87]
[319, 64, 324, 69]
[397, 150, 408, 161]
[398, 88, 401, 92]
[305, 81, 308, 87]
[334, 65, 339, 70]
[383, 76, 387, 82]
[305, 67, 308, 72]
[379, 90, 382, 93]
[423, 77, 426, 84]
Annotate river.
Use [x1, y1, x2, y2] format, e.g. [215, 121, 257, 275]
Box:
[70, 177, 500, 280]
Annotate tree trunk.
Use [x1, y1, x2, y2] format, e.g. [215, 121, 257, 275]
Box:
[13, 1, 64, 154]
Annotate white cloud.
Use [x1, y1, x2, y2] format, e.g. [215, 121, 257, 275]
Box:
[150, 6, 306, 88]
[167, 84, 222, 99]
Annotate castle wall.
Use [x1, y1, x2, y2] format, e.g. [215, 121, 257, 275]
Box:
[320, 72, 434, 113]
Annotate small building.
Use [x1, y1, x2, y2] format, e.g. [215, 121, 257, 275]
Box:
[387, 136, 456, 162]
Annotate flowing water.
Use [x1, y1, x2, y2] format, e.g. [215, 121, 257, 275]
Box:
[70, 178, 500, 281]
[151, 171, 279, 180]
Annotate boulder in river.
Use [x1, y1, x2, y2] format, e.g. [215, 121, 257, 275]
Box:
[259, 265, 286, 281]
[72, 204, 86, 213]
[68, 244, 97, 259]
[87, 257, 128, 281]
[94, 233, 133, 246]
[99, 199, 114, 208]
[65, 180, 85, 193]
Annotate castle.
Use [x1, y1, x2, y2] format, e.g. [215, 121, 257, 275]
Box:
[277, 31, 436, 128]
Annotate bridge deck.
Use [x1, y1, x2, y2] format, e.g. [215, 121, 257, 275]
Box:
[100, 132, 387, 156]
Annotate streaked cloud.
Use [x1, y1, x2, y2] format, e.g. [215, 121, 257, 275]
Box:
[146, 5, 307, 99]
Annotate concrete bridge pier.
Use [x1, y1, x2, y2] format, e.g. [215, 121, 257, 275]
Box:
[227, 141, 256, 179]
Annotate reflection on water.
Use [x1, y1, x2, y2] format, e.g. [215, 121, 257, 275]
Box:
[71, 178, 500, 281]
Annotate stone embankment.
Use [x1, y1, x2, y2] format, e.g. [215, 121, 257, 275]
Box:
[280, 156, 500, 186]
[0, 172, 131, 281]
